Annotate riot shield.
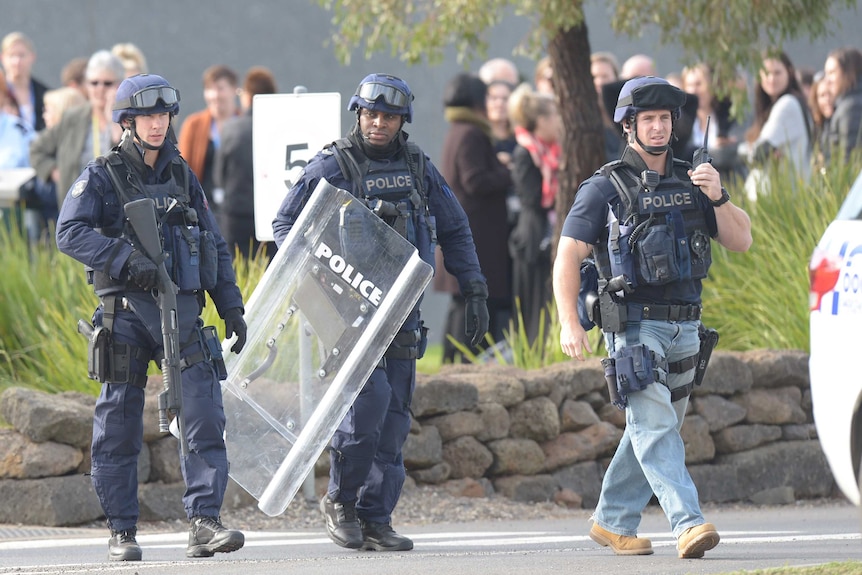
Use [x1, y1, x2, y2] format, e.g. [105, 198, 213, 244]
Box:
[221, 178, 433, 516]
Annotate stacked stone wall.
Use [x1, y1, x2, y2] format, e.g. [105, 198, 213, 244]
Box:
[0, 350, 837, 526]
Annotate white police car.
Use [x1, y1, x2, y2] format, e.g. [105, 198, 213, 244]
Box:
[809, 171, 862, 505]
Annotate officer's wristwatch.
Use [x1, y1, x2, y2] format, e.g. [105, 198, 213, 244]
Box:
[709, 187, 731, 207]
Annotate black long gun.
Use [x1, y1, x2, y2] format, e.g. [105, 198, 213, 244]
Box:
[124, 198, 189, 457]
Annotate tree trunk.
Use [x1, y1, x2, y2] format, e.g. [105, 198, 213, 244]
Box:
[548, 23, 606, 255]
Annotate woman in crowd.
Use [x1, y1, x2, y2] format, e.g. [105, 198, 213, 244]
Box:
[111, 42, 148, 78]
[1, 32, 48, 132]
[823, 46, 862, 164]
[682, 62, 745, 183]
[0, 68, 35, 226]
[809, 72, 835, 169]
[741, 52, 813, 200]
[591, 51, 624, 162]
[0, 68, 33, 170]
[507, 83, 561, 343]
[534, 56, 554, 95]
[435, 72, 512, 362]
[486, 80, 517, 164]
[485, 79, 519, 227]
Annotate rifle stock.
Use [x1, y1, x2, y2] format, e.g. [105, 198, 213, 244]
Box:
[124, 198, 189, 456]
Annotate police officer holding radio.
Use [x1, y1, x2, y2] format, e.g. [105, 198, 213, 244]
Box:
[552, 76, 752, 559]
[56, 74, 248, 562]
[272, 73, 489, 552]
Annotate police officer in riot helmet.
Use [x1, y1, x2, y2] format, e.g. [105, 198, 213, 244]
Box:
[272, 73, 489, 551]
[552, 76, 752, 559]
[55, 74, 248, 562]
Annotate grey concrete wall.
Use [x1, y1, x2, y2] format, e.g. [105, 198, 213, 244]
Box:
[3, 0, 859, 342]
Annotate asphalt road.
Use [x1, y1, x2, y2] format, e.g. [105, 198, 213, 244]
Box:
[1, 502, 859, 575]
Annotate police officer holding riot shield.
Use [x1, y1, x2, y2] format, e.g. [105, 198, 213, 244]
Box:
[553, 76, 752, 559]
[273, 73, 489, 552]
[56, 74, 248, 562]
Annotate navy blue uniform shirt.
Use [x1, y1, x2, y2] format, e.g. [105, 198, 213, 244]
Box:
[55, 137, 243, 316]
[272, 135, 485, 295]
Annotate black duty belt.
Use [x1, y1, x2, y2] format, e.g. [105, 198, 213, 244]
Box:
[627, 303, 702, 322]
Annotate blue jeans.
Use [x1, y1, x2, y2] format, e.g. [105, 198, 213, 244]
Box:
[593, 319, 705, 539]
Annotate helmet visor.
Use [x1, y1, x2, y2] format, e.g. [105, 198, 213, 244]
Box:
[357, 82, 411, 108]
[128, 85, 180, 108]
[114, 85, 181, 112]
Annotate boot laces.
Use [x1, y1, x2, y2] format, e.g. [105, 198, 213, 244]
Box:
[113, 529, 137, 544]
[195, 516, 226, 533]
[336, 502, 358, 524]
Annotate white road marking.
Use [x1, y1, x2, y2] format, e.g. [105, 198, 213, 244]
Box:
[1, 529, 858, 551]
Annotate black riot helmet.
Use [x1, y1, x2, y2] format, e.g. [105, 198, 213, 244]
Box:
[615, 76, 687, 155]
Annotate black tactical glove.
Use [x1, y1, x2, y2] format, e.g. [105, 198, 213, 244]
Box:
[126, 250, 159, 291]
[223, 308, 247, 354]
[464, 279, 490, 348]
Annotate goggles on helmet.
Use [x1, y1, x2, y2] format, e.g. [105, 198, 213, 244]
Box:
[357, 82, 411, 108]
[114, 85, 181, 112]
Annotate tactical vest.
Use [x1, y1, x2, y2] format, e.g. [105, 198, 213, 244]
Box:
[328, 138, 437, 266]
[92, 151, 219, 294]
[593, 159, 712, 302]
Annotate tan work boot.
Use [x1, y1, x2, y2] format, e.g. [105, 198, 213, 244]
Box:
[677, 522, 720, 558]
[589, 523, 653, 555]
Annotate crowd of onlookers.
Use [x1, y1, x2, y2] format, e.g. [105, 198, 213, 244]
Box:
[2, 30, 861, 360]
[0, 32, 277, 259]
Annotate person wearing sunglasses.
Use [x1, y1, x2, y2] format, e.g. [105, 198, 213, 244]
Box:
[30, 50, 125, 208]
[55, 73, 248, 562]
[273, 73, 489, 552]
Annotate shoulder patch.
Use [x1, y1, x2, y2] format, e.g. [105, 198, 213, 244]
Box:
[70, 180, 87, 198]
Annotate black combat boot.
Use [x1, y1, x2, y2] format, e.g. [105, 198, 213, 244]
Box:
[319, 495, 363, 548]
[108, 527, 142, 561]
[186, 516, 245, 558]
[360, 520, 414, 551]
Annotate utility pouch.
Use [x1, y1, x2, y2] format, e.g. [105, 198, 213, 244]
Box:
[400, 201, 418, 245]
[416, 323, 429, 360]
[601, 357, 626, 410]
[694, 325, 720, 387]
[415, 213, 436, 267]
[202, 325, 227, 380]
[636, 224, 681, 286]
[613, 344, 655, 396]
[199, 230, 219, 290]
[384, 328, 421, 360]
[78, 319, 109, 383]
[109, 342, 135, 385]
[608, 220, 630, 278]
[170, 226, 202, 291]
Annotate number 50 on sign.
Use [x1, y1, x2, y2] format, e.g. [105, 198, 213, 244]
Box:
[252, 92, 341, 242]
